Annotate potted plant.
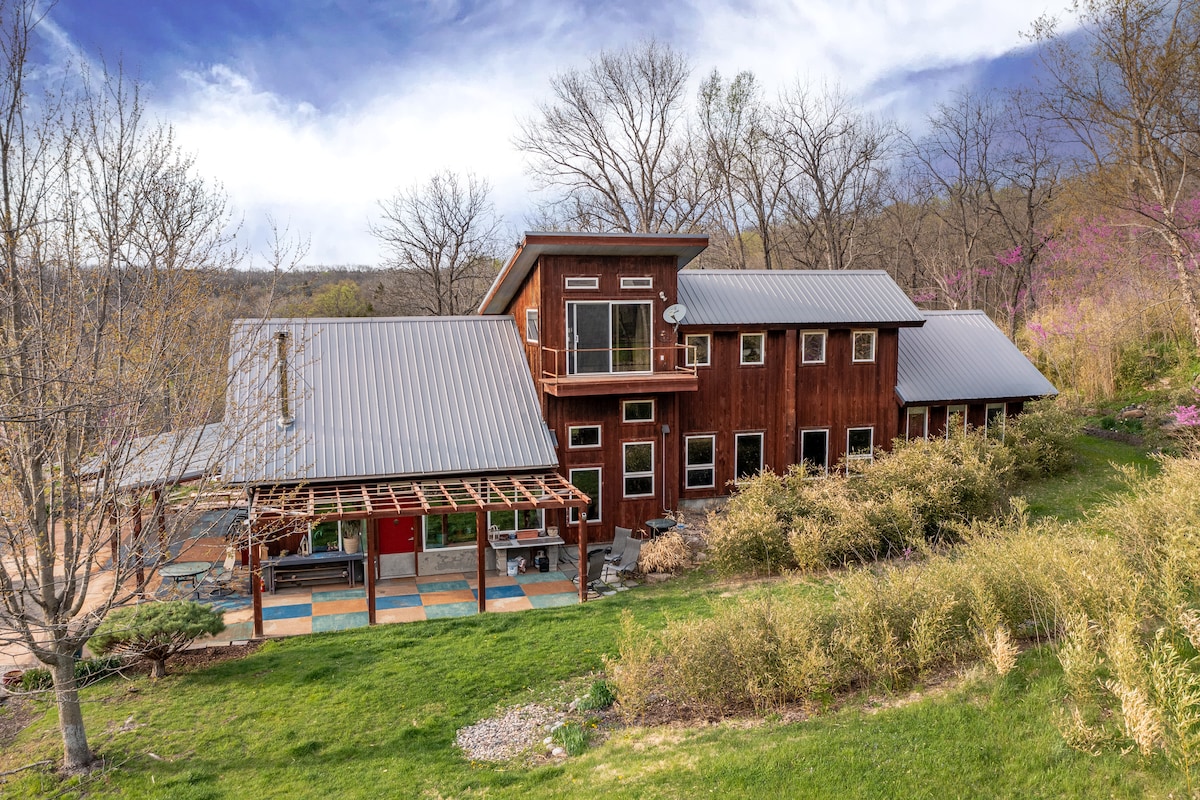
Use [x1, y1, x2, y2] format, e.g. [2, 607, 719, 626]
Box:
[341, 520, 362, 554]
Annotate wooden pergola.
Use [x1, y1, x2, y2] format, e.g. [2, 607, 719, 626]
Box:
[247, 472, 592, 637]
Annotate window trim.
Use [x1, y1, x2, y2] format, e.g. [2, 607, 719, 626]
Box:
[622, 398, 655, 423]
[567, 424, 601, 449]
[906, 406, 929, 441]
[566, 299, 654, 376]
[852, 329, 877, 363]
[622, 441, 655, 498]
[801, 330, 827, 364]
[846, 426, 875, 471]
[565, 276, 599, 290]
[620, 276, 653, 290]
[740, 332, 766, 366]
[684, 333, 711, 367]
[734, 431, 765, 483]
[946, 404, 968, 438]
[985, 403, 1006, 438]
[684, 434, 716, 489]
[800, 428, 830, 476]
[525, 308, 539, 343]
[422, 513, 478, 551]
[568, 467, 602, 524]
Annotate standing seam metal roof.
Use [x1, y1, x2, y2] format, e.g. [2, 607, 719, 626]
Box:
[224, 316, 558, 485]
[896, 311, 1058, 404]
[676, 270, 926, 326]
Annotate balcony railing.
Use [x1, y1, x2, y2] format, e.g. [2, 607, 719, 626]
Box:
[539, 344, 698, 396]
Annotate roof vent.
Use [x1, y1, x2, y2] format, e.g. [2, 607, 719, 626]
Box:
[275, 330, 294, 430]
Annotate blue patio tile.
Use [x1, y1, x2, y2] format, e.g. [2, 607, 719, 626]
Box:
[515, 571, 569, 584]
[473, 584, 526, 600]
[313, 612, 369, 632]
[528, 593, 580, 609]
[376, 594, 422, 609]
[312, 588, 366, 602]
[423, 601, 478, 619]
[417, 580, 470, 593]
[262, 603, 311, 620]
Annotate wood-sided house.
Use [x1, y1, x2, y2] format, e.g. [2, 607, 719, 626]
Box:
[479, 232, 1057, 540]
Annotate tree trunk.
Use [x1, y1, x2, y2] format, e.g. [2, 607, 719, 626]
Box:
[51, 655, 93, 773]
[1167, 231, 1200, 351]
[150, 658, 166, 679]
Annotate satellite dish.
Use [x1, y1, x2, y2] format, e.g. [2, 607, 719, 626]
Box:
[663, 304, 688, 325]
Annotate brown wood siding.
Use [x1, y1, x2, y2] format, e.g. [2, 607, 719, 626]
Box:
[504, 263, 543, 394]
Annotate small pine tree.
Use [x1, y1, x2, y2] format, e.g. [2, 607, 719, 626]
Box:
[91, 602, 225, 679]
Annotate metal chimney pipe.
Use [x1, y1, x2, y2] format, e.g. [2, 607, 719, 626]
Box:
[275, 330, 294, 429]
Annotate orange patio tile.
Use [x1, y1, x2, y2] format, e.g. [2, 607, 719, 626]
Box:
[486, 596, 534, 613]
[376, 606, 427, 624]
[312, 599, 368, 616]
[415, 574, 455, 585]
[520, 580, 577, 596]
[420, 589, 475, 605]
[263, 617, 312, 637]
[376, 580, 418, 596]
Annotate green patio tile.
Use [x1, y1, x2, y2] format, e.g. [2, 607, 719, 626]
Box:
[312, 611, 369, 632]
[528, 593, 579, 608]
[311, 588, 366, 602]
[423, 601, 478, 619]
[514, 571, 569, 584]
[416, 580, 470, 593]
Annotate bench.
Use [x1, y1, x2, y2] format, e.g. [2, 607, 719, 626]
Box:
[273, 567, 348, 588]
[264, 552, 364, 593]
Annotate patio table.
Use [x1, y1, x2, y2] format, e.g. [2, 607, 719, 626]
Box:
[644, 518, 677, 538]
[158, 561, 210, 598]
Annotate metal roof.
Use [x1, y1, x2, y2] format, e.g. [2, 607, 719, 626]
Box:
[225, 316, 558, 485]
[896, 311, 1058, 404]
[480, 231, 709, 314]
[81, 423, 224, 491]
[676, 270, 926, 327]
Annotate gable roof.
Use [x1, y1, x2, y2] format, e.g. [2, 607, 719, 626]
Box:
[479, 231, 709, 314]
[81, 423, 224, 491]
[896, 311, 1057, 405]
[676, 270, 926, 327]
[225, 316, 558, 485]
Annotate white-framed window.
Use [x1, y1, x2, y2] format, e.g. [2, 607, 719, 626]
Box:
[852, 330, 877, 363]
[488, 508, 544, 533]
[846, 427, 874, 470]
[623, 441, 655, 497]
[740, 332, 765, 365]
[684, 333, 710, 367]
[622, 398, 655, 423]
[309, 518, 363, 553]
[684, 435, 716, 489]
[620, 276, 653, 289]
[568, 424, 601, 449]
[734, 432, 764, 481]
[568, 467, 601, 524]
[423, 513, 477, 550]
[565, 276, 599, 290]
[800, 429, 829, 475]
[985, 403, 1006, 439]
[801, 331, 826, 364]
[525, 308, 539, 343]
[906, 406, 929, 441]
[946, 404, 968, 438]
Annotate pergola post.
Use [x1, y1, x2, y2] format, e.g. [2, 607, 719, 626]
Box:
[365, 519, 378, 625]
[132, 498, 145, 596]
[577, 507, 588, 604]
[250, 524, 264, 638]
[153, 487, 167, 555]
[107, 500, 119, 569]
[475, 510, 488, 614]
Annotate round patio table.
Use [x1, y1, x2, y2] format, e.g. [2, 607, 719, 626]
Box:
[645, 518, 677, 538]
[158, 561, 210, 597]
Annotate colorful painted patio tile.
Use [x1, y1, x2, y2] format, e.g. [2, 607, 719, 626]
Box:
[486, 596, 534, 613]
[416, 579, 470, 593]
[263, 617, 312, 636]
[520, 580, 577, 596]
[375, 580, 418, 596]
[262, 589, 311, 607]
[514, 571, 570, 584]
[312, 598, 368, 616]
[424, 601, 478, 620]
[420, 589, 475, 605]
[312, 588, 366, 602]
[376, 594, 421, 610]
[473, 584, 525, 600]
[313, 612, 370, 632]
[376, 606, 427, 624]
[528, 593, 580, 609]
[262, 603, 311, 620]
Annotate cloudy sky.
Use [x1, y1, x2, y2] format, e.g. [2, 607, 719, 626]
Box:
[45, 1, 1070, 266]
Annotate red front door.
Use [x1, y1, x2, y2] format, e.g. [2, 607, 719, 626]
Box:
[378, 517, 416, 555]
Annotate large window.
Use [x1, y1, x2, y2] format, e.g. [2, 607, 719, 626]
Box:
[740, 332, 765, 365]
[852, 330, 876, 363]
[424, 513, 477, 550]
[566, 301, 652, 375]
[622, 398, 654, 423]
[735, 433, 764, 481]
[800, 429, 829, 475]
[488, 508, 543, 533]
[525, 308, 539, 343]
[906, 407, 928, 441]
[986, 403, 1006, 439]
[685, 435, 715, 489]
[846, 427, 874, 470]
[801, 331, 826, 364]
[623, 441, 655, 497]
[309, 519, 361, 552]
[568, 467, 601, 523]
[684, 333, 710, 367]
[946, 404, 968, 438]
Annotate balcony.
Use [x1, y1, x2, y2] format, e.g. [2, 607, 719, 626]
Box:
[540, 344, 699, 397]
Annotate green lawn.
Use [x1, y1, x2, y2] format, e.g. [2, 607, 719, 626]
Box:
[1021, 434, 1159, 522]
[0, 435, 1184, 799]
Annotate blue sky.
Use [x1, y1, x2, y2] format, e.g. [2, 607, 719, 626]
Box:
[44, 1, 1070, 266]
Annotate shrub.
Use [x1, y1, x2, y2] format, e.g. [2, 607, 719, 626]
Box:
[705, 472, 793, 575]
[577, 679, 616, 711]
[639, 531, 690, 573]
[1008, 398, 1081, 479]
[91, 601, 224, 679]
[10, 655, 126, 693]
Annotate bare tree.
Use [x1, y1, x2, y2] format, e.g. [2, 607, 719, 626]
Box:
[370, 171, 501, 316]
[517, 39, 709, 234]
[1034, 0, 1200, 347]
[0, 3, 250, 772]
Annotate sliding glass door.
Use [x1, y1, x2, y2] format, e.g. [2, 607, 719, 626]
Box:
[566, 301, 652, 375]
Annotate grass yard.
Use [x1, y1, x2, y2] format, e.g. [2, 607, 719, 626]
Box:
[1020, 434, 1159, 522]
[0, 433, 1184, 799]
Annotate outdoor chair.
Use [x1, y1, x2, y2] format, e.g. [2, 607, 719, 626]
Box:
[612, 536, 642, 580]
[205, 548, 238, 597]
[605, 526, 632, 563]
[573, 548, 608, 590]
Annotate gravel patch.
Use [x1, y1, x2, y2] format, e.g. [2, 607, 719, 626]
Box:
[455, 704, 560, 762]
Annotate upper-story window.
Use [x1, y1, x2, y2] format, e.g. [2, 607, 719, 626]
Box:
[622, 398, 655, 423]
[565, 276, 600, 290]
[568, 424, 601, 448]
[620, 276, 653, 290]
[566, 301, 652, 375]
[852, 330, 876, 363]
[684, 333, 710, 367]
[801, 331, 826, 364]
[740, 332, 765, 365]
[525, 309, 539, 343]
